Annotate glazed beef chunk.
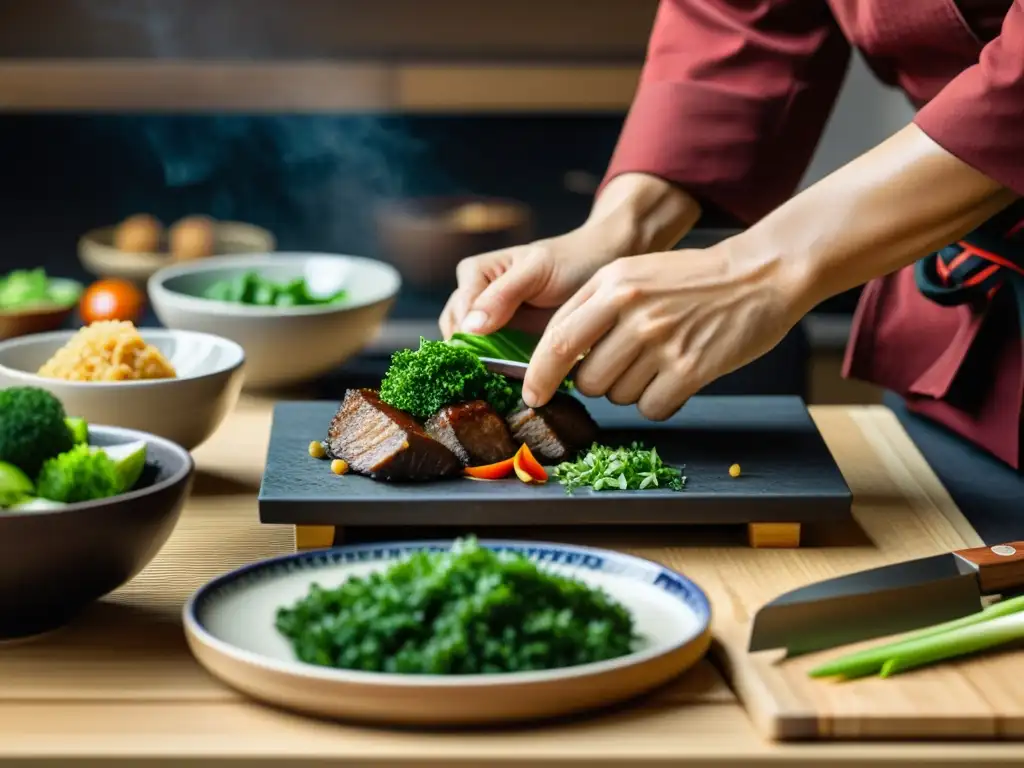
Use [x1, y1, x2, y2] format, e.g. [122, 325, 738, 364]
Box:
[326, 389, 461, 481]
[506, 392, 599, 463]
[424, 400, 518, 466]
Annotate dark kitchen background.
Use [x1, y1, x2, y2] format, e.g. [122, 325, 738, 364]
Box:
[0, 0, 912, 403]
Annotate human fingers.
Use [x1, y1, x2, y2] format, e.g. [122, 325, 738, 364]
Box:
[504, 305, 557, 336]
[605, 349, 660, 406]
[542, 271, 597, 333]
[441, 251, 512, 336]
[460, 245, 552, 335]
[439, 291, 463, 339]
[523, 294, 617, 407]
[636, 363, 702, 421]
[572, 323, 643, 399]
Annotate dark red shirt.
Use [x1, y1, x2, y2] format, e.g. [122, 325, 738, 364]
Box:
[602, 0, 1024, 467]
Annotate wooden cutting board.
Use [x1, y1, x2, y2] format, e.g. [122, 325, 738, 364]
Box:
[707, 407, 1020, 741]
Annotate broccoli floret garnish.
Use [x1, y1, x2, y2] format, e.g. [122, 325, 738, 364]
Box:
[35, 444, 121, 504]
[0, 387, 74, 477]
[379, 338, 518, 419]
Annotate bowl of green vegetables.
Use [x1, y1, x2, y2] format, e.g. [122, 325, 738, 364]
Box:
[0, 386, 193, 640]
[149, 253, 401, 389]
[183, 537, 712, 726]
[0, 269, 82, 341]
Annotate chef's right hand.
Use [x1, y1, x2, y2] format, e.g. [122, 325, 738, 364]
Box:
[438, 173, 702, 339]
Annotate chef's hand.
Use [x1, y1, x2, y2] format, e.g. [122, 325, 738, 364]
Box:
[522, 241, 807, 420]
[439, 173, 701, 338]
[438, 226, 616, 339]
[524, 124, 1018, 419]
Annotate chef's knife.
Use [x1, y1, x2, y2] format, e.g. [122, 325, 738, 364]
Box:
[748, 540, 1024, 656]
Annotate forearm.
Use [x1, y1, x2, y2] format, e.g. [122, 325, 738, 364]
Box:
[735, 124, 1017, 314]
[586, 173, 702, 256]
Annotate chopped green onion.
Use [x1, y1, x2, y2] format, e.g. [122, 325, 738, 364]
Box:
[810, 594, 1024, 680]
[552, 441, 685, 494]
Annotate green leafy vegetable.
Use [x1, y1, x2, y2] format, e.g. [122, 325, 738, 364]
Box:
[0, 387, 75, 477]
[0, 461, 34, 508]
[809, 595, 1024, 680]
[275, 537, 638, 675]
[379, 337, 518, 419]
[35, 443, 121, 504]
[449, 328, 537, 363]
[202, 271, 348, 308]
[552, 442, 685, 493]
[65, 417, 89, 445]
[0, 269, 81, 310]
[449, 329, 575, 390]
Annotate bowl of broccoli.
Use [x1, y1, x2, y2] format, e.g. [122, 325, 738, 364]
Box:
[0, 268, 82, 341]
[148, 253, 400, 389]
[0, 386, 193, 640]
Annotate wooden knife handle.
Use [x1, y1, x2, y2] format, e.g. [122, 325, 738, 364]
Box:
[953, 542, 1024, 594]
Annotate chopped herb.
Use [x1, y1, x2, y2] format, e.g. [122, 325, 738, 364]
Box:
[552, 442, 685, 494]
[275, 537, 639, 674]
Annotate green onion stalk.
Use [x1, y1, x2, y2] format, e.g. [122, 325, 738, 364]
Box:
[810, 594, 1024, 680]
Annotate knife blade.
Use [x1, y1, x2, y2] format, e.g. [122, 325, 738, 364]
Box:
[748, 540, 1024, 656]
[479, 357, 581, 382]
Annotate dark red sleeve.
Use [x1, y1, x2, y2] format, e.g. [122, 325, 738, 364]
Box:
[914, 1, 1024, 196]
[600, 0, 851, 225]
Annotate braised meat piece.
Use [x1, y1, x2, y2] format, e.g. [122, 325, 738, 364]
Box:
[326, 389, 461, 481]
[506, 392, 599, 463]
[424, 400, 518, 466]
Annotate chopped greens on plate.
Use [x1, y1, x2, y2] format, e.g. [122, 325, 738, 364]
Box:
[553, 442, 686, 493]
[202, 271, 348, 308]
[275, 536, 639, 675]
[0, 268, 81, 311]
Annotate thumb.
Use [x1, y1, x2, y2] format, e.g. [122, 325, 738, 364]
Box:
[460, 257, 548, 335]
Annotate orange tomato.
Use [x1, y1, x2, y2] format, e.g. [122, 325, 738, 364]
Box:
[80, 279, 145, 325]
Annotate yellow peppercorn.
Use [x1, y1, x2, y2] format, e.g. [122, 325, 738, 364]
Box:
[331, 459, 349, 475]
[308, 440, 326, 459]
[729, 463, 741, 478]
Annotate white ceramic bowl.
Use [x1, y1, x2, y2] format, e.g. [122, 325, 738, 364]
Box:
[148, 253, 401, 389]
[0, 328, 245, 451]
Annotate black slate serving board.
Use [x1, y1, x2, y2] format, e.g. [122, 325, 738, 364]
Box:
[258, 395, 852, 527]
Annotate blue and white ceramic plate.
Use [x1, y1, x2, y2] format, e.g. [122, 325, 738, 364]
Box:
[183, 539, 712, 726]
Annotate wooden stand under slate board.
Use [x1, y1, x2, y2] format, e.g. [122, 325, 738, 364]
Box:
[261, 395, 852, 550]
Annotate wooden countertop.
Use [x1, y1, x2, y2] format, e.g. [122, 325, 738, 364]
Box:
[2, 396, 1021, 766]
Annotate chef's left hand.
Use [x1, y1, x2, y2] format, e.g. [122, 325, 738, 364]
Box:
[521, 242, 809, 420]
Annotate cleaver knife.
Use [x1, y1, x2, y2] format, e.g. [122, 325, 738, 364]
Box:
[748, 540, 1024, 656]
